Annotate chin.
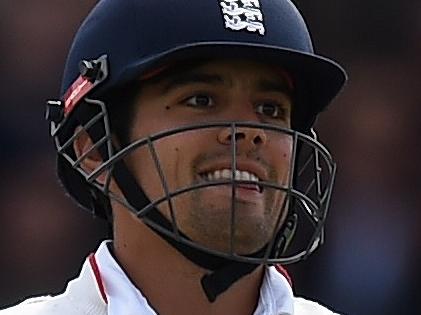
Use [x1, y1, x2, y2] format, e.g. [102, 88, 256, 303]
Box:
[186, 223, 271, 256]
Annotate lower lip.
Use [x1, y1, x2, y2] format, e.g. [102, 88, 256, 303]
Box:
[200, 181, 263, 203]
[236, 186, 263, 201]
[236, 183, 261, 192]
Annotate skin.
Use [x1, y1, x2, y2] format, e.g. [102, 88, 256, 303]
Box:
[126, 59, 293, 253]
[75, 59, 294, 315]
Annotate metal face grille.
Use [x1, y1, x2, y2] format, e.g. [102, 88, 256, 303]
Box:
[51, 98, 336, 265]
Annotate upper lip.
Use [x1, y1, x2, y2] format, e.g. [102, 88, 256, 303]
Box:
[197, 159, 269, 181]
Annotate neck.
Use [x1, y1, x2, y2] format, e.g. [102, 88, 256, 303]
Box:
[112, 209, 264, 315]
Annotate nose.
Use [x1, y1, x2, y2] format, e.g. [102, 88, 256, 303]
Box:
[217, 126, 267, 149]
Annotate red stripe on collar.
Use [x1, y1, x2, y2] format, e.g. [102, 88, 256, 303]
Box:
[88, 253, 109, 304]
[275, 264, 293, 288]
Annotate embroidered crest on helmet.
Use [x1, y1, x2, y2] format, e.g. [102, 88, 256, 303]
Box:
[219, 0, 265, 35]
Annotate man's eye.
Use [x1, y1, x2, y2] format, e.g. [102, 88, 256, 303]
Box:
[185, 95, 214, 107]
[255, 103, 286, 119]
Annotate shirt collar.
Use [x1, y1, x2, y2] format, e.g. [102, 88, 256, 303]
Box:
[92, 240, 294, 315]
[254, 265, 294, 315]
[94, 240, 157, 315]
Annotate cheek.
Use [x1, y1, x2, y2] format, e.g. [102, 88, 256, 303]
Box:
[268, 135, 294, 178]
[143, 133, 201, 190]
[159, 143, 182, 190]
[123, 143, 183, 215]
[128, 129, 215, 194]
[157, 129, 218, 192]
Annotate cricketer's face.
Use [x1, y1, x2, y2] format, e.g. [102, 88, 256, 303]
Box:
[125, 59, 294, 255]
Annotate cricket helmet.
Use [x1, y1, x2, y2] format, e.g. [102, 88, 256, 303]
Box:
[46, 0, 347, 301]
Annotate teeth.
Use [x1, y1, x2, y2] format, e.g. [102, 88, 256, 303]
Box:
[221, 169, 231, 179]
[213, 170, 220, 180]
[240, 171, 250, 181]
[202, 168, 260, 182]
[250, 174, 259, 182]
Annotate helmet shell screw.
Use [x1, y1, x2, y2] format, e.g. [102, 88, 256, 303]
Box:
[79, 60, 101, 82]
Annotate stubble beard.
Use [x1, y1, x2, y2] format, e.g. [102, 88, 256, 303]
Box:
[177, 185, 286, 256]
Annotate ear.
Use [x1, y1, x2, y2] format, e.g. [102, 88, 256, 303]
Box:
[73, 127, 107, 184]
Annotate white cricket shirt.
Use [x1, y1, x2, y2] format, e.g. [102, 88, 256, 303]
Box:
[94, 241, 294, 315]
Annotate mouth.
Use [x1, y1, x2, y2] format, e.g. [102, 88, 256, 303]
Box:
[198, 168, 263, 193]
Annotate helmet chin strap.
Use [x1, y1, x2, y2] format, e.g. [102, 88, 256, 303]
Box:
[99, 157, 291, 302]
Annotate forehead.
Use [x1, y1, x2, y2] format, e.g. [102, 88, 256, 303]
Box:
[141, 58, 293, 90]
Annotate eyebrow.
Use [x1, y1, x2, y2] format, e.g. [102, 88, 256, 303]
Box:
[161, 71, 292, 97]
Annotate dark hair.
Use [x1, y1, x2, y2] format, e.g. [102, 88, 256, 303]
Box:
[105, 81, 142, 147]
